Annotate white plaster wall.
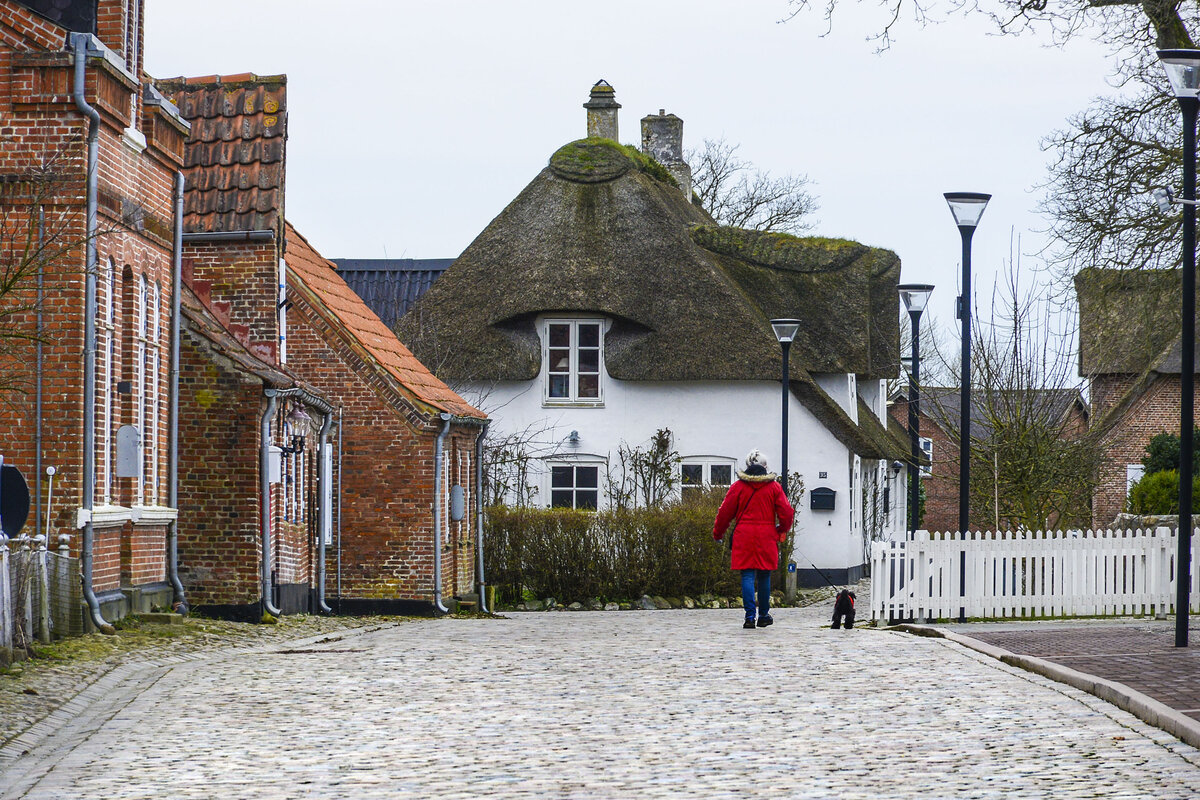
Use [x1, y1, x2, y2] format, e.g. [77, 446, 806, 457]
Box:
[465, 374, 864, 572]
[813, 373, 857, 422]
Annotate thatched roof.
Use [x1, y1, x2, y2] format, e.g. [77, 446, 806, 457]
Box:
[397, 137, 903, 458]
[1075, 267, 1187, 376]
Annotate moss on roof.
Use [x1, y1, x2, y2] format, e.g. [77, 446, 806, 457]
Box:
[1075, 267, 1184, 376]
[550, 138, 678, 187]
[691, 226, 865, 272]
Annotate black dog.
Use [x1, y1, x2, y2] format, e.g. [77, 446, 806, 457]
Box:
[831, 589, 856, 629]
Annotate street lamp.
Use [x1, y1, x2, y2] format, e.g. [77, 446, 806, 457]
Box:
[1157, 48, 1200, 647]
[944, 192, 990, 537]
[899, 284, 934, 535]
[771, 319, 801, 499]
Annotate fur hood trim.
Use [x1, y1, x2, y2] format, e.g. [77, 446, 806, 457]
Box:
[737, 470, 778, 483]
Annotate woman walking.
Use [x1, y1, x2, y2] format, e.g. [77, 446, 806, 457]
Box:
[712, 450, 795, 629]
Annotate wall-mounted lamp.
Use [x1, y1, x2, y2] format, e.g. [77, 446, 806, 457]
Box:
[568, 430, 580, 445]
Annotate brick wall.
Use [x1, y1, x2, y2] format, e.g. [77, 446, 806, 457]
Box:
[284, 294, 482, 603]
[184, 240, 279, 364]
[1090, 374, 1199, 528]
[0, 2, 180, 608]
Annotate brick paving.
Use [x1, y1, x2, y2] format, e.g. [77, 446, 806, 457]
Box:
[5, 606, 1200, 798]
[962, 619, 1200, 721]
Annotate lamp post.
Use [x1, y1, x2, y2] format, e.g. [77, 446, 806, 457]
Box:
[1157, 49, 1200, 647]
[899, 284, 934, 535]
[943, 193, 990, 537]
[770, 319, 801, 498]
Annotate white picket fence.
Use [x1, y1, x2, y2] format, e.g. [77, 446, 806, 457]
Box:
[870, 528, 1200, 623]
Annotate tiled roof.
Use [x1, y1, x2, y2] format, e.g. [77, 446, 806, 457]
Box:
[332, 258, 453, 330]
[284, 223, 485, 420]
[156, 73, 287, 234]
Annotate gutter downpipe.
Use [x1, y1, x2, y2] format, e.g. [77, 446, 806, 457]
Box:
[35, 207, 43, 540]
[475, 421, 490, 613]
[316, 409, 333, 613]
[166, 171, 187, 613]
[433, 413, 452, 614]
[259, 390, 283, 618]
[71, 33, 113, 634]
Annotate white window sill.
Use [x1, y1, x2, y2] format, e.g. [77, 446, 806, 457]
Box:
[131, 505, 179, 525]
[543, 399, 605, 409]
[77, 504, 132, 529]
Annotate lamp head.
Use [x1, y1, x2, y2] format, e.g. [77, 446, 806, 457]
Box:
[898, 283, 935, 314]
[1152, 187, 1176, 214]
[770, 318, 801, 344]
[943, 192, 991, 229]
[1158, 50, 1200, 100]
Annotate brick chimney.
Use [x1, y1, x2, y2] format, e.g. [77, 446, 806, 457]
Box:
[641, 109, 692, 198]
[584, 80, 620, 141]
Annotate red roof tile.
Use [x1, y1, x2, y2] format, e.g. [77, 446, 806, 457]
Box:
[283, 222, 485, 420]
[156, 74, 288, 234]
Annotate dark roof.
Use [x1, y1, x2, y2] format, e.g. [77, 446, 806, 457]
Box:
[915, 387, 1087, 439]
[156, 73, 287, 234]
[1075, 267, 1186, 376]
[332, 258, 454, 330]
[397, 136, 905, 459]
[285, 226, 484, 420]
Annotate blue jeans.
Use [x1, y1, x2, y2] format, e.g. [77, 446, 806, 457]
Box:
[741, 569, 771, 620]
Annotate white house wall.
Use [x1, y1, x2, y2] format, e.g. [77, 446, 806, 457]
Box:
[469, 375, 868, 574]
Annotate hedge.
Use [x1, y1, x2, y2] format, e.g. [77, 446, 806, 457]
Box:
[485, 490, 741, 605]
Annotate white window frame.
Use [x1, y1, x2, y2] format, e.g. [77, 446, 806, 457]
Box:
[101, 259, 116, 503]
[680, 458, 736, 499]
[136, 274, 148, 505]
[542, 318, 604, 407]
[546, 460, 603, 510]
[920, 437, 933, 477]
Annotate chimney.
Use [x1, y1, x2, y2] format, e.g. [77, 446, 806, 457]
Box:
[641, 109, 692, 198]
[584, 80, 620, 141]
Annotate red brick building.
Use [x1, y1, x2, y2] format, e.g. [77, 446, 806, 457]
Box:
[159, 74, 486, 618]
[0, 1, 191, 630]
[1076, 268, 1198, 528]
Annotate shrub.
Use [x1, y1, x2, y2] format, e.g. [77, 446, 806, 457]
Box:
[485, 488, 738, 605]
[1127, 469, 1200, 514]
[1142, 429, 1200, 476]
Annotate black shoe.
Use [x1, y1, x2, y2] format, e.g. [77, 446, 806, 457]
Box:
[756, 615, 774, 628]
[743, 619, 756, 629]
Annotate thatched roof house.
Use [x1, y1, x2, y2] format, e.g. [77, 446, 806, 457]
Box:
[397, 136, 907, 461]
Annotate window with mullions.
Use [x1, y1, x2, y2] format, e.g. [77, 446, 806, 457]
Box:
[545, 320, 602, 403]
[681, 461, 734, 500]
[550, 464, 599, 510]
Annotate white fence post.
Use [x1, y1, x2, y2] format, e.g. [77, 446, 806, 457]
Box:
[0, 535, 10, 664]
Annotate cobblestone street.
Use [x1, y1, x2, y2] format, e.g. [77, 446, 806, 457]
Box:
[5, 605, 1200, 799]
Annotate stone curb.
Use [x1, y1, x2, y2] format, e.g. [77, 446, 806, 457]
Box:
[891, 623, 1200, 750]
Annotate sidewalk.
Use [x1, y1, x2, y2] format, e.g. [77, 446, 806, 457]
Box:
[901, 616, 1200, 748]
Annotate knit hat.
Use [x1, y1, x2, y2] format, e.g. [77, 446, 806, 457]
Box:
[745, 449, 768, 473]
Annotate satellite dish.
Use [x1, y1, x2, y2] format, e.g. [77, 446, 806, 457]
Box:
[1, 464, 30, 538]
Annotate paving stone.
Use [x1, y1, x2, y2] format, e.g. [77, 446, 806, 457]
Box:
[4, 607, 1200, 798]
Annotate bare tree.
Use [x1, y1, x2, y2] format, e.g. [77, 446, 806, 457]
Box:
[688, 137, 819, 234]
[924, 257, 1106, 531]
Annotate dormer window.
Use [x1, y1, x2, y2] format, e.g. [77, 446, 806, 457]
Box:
[544, 319, 603, 405]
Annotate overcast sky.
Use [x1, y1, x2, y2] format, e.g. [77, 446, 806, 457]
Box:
[144, 0, 1122, 343]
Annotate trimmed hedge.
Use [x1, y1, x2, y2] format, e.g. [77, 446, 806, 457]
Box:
[485, 490, 739, 605]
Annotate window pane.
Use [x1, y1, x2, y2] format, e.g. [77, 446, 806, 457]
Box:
[549, 374, 570, 397]
[577, 374, 599, 398]
[549, 349, 571, 372]
[551, 466, 574, 487]
[576, 466, 599, 488]
[578, 324, 600, 348]
[710, 465, 732, 486]
[551, 490, 574, 508]
[682, 464, 703, 486]
[576, 490, 598, 510]
[578, 349, 599, 373]
[549, 324, 571, 348]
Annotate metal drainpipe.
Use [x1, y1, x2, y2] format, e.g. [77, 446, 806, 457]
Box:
[35, 207, 43, 540]
[475, 421, 490, 613]
[315, 409, 333, 613]
[166, 171, 187, 613]
[433, 413, 452, 614]
[336, 406, 342, 604]
[259, 390, 283, 618]
[71, 33, 113, 634]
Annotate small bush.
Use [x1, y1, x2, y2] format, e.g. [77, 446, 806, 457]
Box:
[485, 489, 738, 605]
[1127, 469, 1200, 514]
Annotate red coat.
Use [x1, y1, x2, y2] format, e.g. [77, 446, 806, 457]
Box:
[712, 475, 795, 571]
